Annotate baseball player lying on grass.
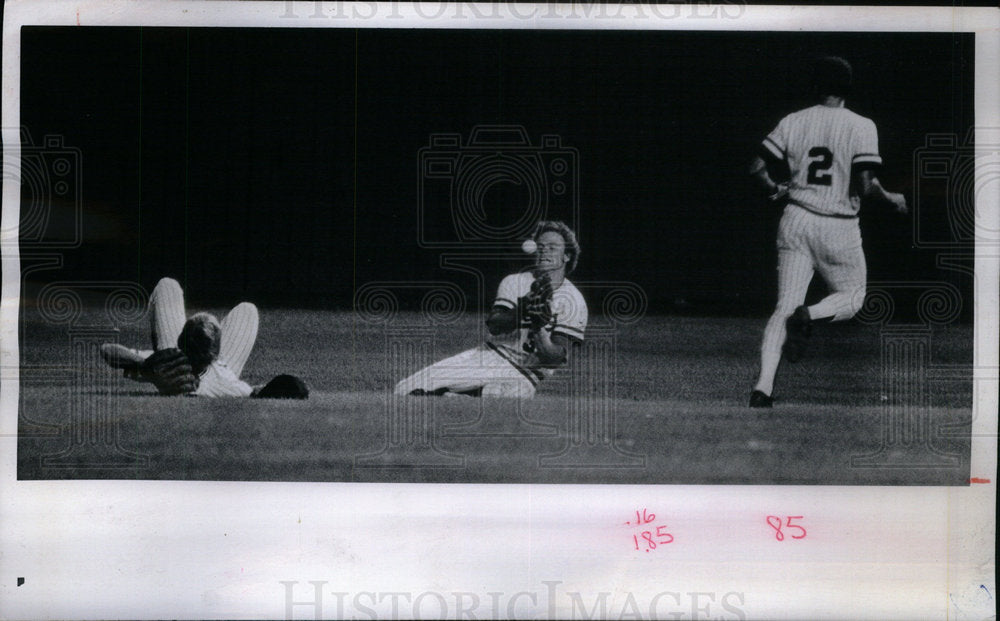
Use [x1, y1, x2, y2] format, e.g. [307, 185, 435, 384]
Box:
[747, 56, 909, 408]
[395, 220, 588, 399]
[100, 277, 308, 398]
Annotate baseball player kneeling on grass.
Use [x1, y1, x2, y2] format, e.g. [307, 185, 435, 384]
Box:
[748, 56, 908, 408]
[394, 220, 588, 399]
[100, 277, 308, 399]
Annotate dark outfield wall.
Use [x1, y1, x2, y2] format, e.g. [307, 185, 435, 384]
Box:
[17, 27, 974, 316]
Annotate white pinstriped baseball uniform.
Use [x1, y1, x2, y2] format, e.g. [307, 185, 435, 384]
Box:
[148, 277, 258, 397]
[393, 271, 588, 399]
[754, 104, 881, 396]
[764, 104, 881, 218]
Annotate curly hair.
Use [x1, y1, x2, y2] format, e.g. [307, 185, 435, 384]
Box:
[178, 312, 221, 375]
[533, 220, 581, 274]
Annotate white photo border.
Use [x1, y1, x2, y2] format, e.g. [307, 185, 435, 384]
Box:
[2, 2, 996, 619]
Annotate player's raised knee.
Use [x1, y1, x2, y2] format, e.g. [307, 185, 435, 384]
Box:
[151, 277, 182, 300]
[230, 302, 259, 326]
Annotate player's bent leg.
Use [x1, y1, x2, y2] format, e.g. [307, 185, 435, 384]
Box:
[807, 285, 866, 322]
[219, 302, 259, 378]
[811, 223, 867, 322]
[481, 377, 536, 399]
[478, 348, 537, 398]
[394, 368, 433, 396]
[782, 305, 812, 364]
[150, 277, 187, 350]
[393, 348, 486, 396]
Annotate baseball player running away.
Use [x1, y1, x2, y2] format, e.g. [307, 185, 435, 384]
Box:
[394, 220, 588, 399]
[100, 277, 308, 398]
[748, 56, 908, 408]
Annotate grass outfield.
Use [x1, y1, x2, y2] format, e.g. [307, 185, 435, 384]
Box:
[17, 309, 973, 484]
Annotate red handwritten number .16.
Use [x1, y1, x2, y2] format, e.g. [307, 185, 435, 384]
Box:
[766, 515, 806, 541]
[634, 508, 655, 525]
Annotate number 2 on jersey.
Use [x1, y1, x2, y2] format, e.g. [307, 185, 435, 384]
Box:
[806, 146, 833, 186]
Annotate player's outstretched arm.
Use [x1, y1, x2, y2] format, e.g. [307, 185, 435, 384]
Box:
[857, 169, 908, 214]
[486, 306, 518, 336]
[139, 347, 199, 395]
[532, 331, 570, 368]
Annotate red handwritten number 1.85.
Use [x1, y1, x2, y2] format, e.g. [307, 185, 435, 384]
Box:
[633, 526, 674, 550]
[628, 509, 673, 551]
[766, 515, 806, 541]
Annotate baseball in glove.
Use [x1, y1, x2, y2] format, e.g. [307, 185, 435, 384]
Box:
[140, 347, 199, 396]
[519, 273, 555, 354]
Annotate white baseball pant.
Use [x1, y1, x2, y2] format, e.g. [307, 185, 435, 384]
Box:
[394, 345, 537, 399]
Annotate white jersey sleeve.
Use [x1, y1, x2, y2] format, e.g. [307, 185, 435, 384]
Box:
[493, 272, 530, 310]
[193, 361, 253, 397]
[762, 116, 789, 161]
[851, 117, 882, 170]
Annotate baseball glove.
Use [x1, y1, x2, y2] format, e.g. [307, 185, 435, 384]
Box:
[252, 374, 309, 399]
[140, 347, 199, 396]
[521, 273, 554, 331]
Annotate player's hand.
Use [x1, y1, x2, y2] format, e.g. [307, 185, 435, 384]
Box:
[527, 329, 568, 367]
[522, 273, 554, 330]
[140, 347, 199, 396]
[887, 191, 909, 215]
[768, 182, 790, 202]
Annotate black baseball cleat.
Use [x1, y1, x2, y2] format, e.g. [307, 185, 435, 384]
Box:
[782, 305, 812, 363]
[407, 388, 449, 397]
[749, 390, 774, 408]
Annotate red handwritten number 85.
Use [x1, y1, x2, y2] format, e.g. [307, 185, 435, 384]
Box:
[766, 516, 806, 541]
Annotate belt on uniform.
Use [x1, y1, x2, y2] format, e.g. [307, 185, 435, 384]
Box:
[788, 199, 859, 220]
[486, 341, 544, 387]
